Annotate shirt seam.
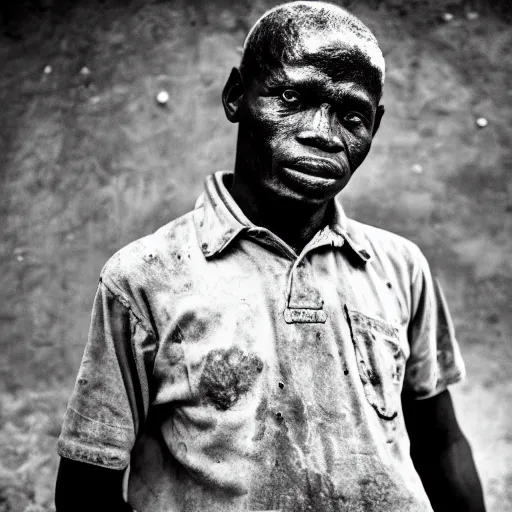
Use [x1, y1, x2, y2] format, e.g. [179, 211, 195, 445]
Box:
[99, 278, 158, 427]
[99, 277, 157, 340]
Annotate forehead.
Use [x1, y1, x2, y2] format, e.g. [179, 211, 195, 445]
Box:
[263, 37, 382, 104]
[299, 29, 384, 73]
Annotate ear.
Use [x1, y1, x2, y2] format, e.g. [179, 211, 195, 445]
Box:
[372, 104, 385, 137]
[222, 67, 244, 123]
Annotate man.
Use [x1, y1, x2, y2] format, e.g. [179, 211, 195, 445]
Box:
[55, 2, 486, 511]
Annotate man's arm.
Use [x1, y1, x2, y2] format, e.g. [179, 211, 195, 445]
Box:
[55, 281, 157, 512]
[55, 457, 133, 512]
[402, 389, 486, 512]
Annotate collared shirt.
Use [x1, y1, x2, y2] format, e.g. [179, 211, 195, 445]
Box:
[58, 171, 465, 512]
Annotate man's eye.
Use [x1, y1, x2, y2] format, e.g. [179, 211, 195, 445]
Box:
[281, 89, 301, 104]
[343, 112, 365, 125]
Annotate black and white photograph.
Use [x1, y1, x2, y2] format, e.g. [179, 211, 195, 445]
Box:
[0, 0, 510, 511]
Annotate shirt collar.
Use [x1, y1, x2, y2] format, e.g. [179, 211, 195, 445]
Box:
[329, 199, 373, 263]
[194, 171, 372, 264]
[194, 171, 250, 258]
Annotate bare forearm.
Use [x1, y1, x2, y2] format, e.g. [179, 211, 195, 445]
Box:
[412, 434, 485, 512]
[55, 457, 133, 512]
[403, 390, 485, 512]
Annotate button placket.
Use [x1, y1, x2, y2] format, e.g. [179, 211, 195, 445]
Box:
[284, 247, 327, 324]
[287, 257, 324, 310]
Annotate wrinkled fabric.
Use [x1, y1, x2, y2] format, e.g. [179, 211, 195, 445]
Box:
[58, 171, 465, 512]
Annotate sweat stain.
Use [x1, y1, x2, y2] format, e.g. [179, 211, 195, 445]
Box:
[198, 347, 264, 410]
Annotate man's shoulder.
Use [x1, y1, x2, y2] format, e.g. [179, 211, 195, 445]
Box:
[100, 209, 198, 288]
[346, 218, 426, 271]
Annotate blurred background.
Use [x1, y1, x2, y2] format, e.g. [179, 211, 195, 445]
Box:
[0, 0, 511, 510]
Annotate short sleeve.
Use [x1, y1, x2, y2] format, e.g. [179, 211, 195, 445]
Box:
[403, 248, 466, 400]
[57, 281, 155, 469]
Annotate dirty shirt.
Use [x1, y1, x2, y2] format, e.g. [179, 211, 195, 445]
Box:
[58, 171, 466, 512]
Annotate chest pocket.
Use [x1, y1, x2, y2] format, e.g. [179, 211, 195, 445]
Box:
[345, 307, 405, 421]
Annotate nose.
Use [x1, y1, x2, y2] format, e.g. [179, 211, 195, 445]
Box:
[296, 103, 344, 153]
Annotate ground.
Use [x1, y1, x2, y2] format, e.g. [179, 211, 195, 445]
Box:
[0, 0, 511, 510]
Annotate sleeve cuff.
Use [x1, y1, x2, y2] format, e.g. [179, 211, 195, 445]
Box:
[57, 408, 132, 470]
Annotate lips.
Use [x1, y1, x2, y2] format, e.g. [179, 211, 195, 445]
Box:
[285, 157, 345, 179]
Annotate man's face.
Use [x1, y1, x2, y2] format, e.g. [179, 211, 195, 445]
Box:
[230, 35, 383, 206]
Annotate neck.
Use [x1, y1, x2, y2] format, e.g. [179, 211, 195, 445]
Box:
[229, 167, 331, 255]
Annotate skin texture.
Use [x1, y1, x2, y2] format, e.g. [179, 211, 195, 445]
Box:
[55, 457, 132, 512]
[403, 390, 486, 512]
[55, 2, 485, 511]
[227, 1, 384, 253]
[226, 50, 384, 253]
[240, 1, 385, 99]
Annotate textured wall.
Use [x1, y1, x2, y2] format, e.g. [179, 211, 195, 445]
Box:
[0, 0, 511, 510]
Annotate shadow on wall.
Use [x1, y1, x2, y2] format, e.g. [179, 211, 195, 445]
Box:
[0, 1, 511, 511]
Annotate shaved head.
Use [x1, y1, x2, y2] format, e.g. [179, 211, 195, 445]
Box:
[241, 1, 385, 100]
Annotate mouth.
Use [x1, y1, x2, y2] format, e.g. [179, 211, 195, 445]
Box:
[284, 157, 345, 180]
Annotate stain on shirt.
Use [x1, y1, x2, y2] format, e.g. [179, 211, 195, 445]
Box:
[58, 171, 465, 512]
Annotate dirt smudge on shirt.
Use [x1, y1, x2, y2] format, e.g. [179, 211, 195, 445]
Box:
[357, 473, 416, 512]
[172, 310, 221, 344]
[198, 347, 264, 410]
[253, 396, 268, 441]
[143, 252, 159, 264]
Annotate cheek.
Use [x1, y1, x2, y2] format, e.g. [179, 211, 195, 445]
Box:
[269, 131, 296, 160]
[247, 106, 299, 151]
[344, 131, 373, 168]
[248, 98, 300, 132]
